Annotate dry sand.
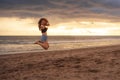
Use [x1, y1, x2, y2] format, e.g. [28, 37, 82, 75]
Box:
[0, 45, 120, 80]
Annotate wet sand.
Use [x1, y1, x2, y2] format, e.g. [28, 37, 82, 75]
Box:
[0, 45, 120, 80]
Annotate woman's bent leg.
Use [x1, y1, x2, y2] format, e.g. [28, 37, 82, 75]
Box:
[37, 42, 49, 50]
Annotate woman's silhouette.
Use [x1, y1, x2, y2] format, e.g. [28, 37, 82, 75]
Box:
[34, 18, 50, 50]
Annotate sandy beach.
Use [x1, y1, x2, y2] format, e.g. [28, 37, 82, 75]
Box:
[0, 45, 120, 80]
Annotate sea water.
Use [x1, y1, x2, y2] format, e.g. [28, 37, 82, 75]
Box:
[0, 36, 120, 55]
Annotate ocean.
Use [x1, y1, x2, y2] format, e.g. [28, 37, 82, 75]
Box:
[0, 36, 120, 55]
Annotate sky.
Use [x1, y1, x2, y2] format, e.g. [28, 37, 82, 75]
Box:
[0, 0, 120, 36]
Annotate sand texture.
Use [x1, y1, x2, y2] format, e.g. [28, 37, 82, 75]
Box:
[0, 45, 120, 80]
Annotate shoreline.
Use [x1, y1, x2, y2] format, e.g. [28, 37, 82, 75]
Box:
[1, 44, 120, 56]
[0, 44, 120, 80]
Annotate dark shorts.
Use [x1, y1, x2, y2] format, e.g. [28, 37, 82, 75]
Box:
[40, 35, 47, 42]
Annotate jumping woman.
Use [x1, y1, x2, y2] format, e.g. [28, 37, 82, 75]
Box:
[34, 18, 50, 50]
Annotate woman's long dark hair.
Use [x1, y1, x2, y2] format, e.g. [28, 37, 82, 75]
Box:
[38, 18, 50, 27]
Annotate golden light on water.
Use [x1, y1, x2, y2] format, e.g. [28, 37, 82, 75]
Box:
[0, 17, 120, 36]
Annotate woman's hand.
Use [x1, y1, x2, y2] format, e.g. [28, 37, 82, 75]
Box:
[40, 25, 45, 29]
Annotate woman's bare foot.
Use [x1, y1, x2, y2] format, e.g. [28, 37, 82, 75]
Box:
[34, 41, 40, 44]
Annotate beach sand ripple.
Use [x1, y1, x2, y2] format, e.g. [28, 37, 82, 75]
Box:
[0, 45, 120, 80]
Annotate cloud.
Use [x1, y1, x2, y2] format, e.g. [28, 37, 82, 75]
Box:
[0, 0, 120, 24]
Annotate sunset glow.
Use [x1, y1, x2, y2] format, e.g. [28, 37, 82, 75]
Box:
[0, 17, 120, 36]
[0, 0, 120, 36]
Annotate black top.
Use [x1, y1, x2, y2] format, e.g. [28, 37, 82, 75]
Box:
[41, 27, 48, 33]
